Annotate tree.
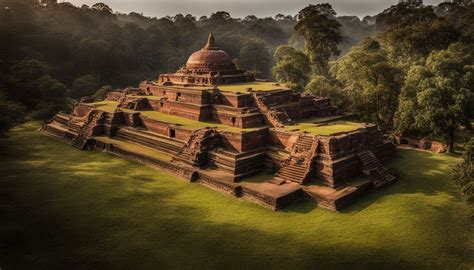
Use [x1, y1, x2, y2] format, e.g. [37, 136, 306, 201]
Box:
[294, 4, 342, 76]
[376, 2, 437, 30]
[92, 85, 112, 101]
[272, 45, 311, 91]
[331, 38, 403, 130]
[5, 60, 68, 111]
[0, 91, 25, 136]
[208, 11, 232, 24]
[239, 40, 272, 78]
[305, 75, 346, 108]
[71, 75, 98, 98]
[381, 18, 460, 68]
[78, 38, 111, 82]
[394, 43, 474, 152]
[91, 3, 113, 14]
[451, 137, 474, 202]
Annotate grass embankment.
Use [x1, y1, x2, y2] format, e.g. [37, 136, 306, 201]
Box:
[1, 123, 473, 269]
[93, 136, 172, 162]
[217, 81, 288, 92]
[286, 119, 364, 135]
[91, 101, 264, 133]
[91, 100, 119, 112]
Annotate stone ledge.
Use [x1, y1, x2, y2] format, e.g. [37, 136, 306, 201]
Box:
[241, 182, 303, 210]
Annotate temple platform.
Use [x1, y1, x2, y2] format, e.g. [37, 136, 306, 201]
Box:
[41, 32, 398, 212]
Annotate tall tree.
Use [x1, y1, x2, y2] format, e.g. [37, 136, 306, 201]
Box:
[272, 45, 311, 91]
[331, 38, 403, 130]
[376, 2, 437, 30]
[394, 43, 474, 152]
[294, 4, 342, 76]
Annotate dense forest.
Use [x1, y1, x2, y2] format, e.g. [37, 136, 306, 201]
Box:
[0, 0, 472, 154]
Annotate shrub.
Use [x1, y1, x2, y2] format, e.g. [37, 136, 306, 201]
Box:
[451, 137, 474, 203]
[92, 85, 113, 101]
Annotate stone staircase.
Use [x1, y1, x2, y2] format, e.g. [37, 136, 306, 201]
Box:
[252, 93, 293, 128]
[271, 135, 319, 185]
[357, 149, 397, 189]
[71, 110, 105, 150]
[172, 128, 220, 167]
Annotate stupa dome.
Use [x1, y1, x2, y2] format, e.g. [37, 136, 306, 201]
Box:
[185, 33, 236, 72]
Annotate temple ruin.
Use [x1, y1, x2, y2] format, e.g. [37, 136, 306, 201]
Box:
[42, 33, 397, 211]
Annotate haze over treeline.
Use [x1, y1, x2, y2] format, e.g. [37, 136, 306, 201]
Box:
[0, 0, 472, 154]
[67, 0, 445, 18]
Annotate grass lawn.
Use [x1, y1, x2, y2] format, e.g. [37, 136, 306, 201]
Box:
[217, 81, 288, 92]
[91, 100, 119, 112]
[286, 120, 364, 135]
[0, 123, 473, 269]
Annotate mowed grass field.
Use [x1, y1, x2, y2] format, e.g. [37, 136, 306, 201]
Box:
[0, 123, 473, 269]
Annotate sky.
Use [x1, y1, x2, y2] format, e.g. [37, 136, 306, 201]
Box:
[66, 0, 446, 18]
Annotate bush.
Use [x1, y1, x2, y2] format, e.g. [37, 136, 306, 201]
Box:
[0, 92, 25, 136]
[92, 85, 113, 101]
[71, 75, 98, 98]
[461, 182, 474, 203]
[29, 101, 70, 120]
[451, 137, 474, 203]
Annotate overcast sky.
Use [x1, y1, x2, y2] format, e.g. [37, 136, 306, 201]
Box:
[66, 0, 445, 18]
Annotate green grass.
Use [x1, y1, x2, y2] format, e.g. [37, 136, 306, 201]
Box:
[91, 101, 264, 133]
[217, 81, 288, 92]
[93, 136, 172, 162]
[91, 100, 119, 112]
[0, 122, 473, 269]
[286, 120, 364, 135]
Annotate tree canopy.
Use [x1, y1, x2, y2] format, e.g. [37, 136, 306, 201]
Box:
[294, 4, 342, 76]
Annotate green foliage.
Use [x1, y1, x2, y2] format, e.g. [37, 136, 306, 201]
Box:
[305, 75, 346, 108]
[92, 85, 113, 101]
[0, 92, 25, 136]
[381, 18, 460, 68]
[376, 2, 437, 30]
[451, 137, 474, 202]
[4, 60, 68, 115]
[272, 45, 311, 91]
[238, 39, 272, 79]
[394, 43, 474, 152]
[71, 75, 98, 98]
[90, 3, 113, 14]
[294, 4, 342, 75]
[331, 38, 403, 131]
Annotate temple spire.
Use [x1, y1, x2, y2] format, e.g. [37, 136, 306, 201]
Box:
[204, 32, 218, 50]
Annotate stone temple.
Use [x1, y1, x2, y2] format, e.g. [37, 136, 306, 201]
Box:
[43, 33, 397, 211]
